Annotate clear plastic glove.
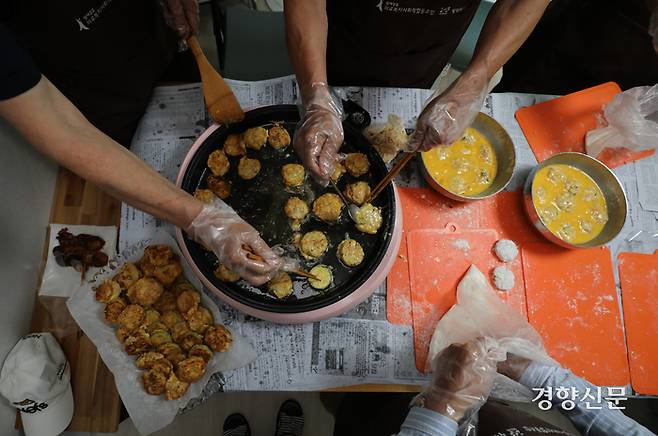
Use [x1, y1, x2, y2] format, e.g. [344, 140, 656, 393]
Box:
[409, 68, 489, 151]
[415, 338, 497, 422]
[161, 0, 199, 40]
[497, 352, 533, 382]
[293, 83, 344, 185]
[186, 198, 289, 286]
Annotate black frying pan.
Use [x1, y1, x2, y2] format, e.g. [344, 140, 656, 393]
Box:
[179, 103, 395, 314]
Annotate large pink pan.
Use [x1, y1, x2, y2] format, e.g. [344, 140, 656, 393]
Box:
[174, 107, 402, 323]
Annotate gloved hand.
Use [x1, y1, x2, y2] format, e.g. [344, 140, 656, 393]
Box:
[409, 68, 489, 151]
[293, 82, 344, 185]
[161, 0, 200, 40]
[186, 198, 288, 285]
[497, 352, 533, 382]
[414, 338, 497, 422]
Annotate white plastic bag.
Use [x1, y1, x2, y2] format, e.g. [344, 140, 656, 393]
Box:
[427, 265, 558, 403]
[586, 84, 658, 159]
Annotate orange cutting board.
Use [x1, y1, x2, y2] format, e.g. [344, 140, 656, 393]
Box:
[522, 243, 629, 386]
[387, 188, 488, 325]
[407, 227, 509, 372]
[515, 82, 654, 168]
[387, 188, 534, 326]
[618, 251, 658, 394]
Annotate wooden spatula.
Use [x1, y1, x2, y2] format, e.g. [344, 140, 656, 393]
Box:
[187, 36, 245, 124]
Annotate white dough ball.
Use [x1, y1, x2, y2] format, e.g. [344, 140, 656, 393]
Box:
[494, 239, 519, 263]
[492, 266, 515, 291]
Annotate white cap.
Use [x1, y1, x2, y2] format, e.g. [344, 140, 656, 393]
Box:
[0, 333, 74, 436]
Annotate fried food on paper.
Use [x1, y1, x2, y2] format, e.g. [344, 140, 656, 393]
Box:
[178, 331, 204, 352]
[154, 291, 177, 313]
[150, 329, 173, 347]
[118, 304, 145, 331]
[176, 356, 207, 383]
[95, 280, 121, 303]
[164, 373, 189, 400]
[188, 344, 213, 362]
[143, 368, 168, 395]
[127, 277, 164, 306]
[144, 308, 161, 326]
[171, 321, 191, 343]
[125, 327, 152, 355]
[187, 307, 214, 334]
[104, 297, 127, 324]
[161, 310, 185, 329]
[158, 343, 186, 365]
[113, 262, 141, 290]
[177, 289, 201, 314]
[116, 326, 131, 344]
[153, 261, 183, 286]
[204, 324, 233, 352]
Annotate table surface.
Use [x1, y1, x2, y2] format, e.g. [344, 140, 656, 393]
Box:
[29, 167, 419, 431]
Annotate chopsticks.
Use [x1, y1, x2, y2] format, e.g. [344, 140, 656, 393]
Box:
[242, 245, 318, 281]
[367, 152, 416, 202]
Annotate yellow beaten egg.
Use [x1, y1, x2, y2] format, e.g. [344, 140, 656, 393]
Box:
[532, 164, 608, 244]
[421, 128, 498, 197]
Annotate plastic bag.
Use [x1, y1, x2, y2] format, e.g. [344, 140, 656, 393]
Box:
[585, 84, 658, 159]
[428, 266, 558, 400]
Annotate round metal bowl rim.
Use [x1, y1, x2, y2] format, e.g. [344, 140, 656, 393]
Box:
[523, 151, 628, 249]
[420, 112, 516, 202]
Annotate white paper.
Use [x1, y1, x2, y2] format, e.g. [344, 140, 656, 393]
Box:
[39, 224, 118, 297]
[67, 230, 257, 435]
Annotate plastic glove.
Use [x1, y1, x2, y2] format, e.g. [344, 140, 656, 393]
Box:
[186, 198, 287, 286]
[497, 352, 533, 382]
[409, 68, 489, 151]
[293, 82, 344, 185]
[161, 0, 199, 40]
[414, 338, 497, 422]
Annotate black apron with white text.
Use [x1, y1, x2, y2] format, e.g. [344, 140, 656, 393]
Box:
[3, 0, 179, 145]
[327, 0, 480, 88]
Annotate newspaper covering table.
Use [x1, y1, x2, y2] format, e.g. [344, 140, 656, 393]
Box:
[121, 75, 658, 395]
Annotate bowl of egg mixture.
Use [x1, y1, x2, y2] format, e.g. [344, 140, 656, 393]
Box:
[524, 152, 627, 248]
[420, 112, 516, 201]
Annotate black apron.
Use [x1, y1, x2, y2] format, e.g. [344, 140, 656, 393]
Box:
[3, 0, 179, 145]
[327, 0, 480, 89]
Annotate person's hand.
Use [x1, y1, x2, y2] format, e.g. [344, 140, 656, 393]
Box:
[497, 352, 532, 382]
[409, 68, 489, 151]
[416, 339, 497, 422]
[185, 198, 288, 285]
[293, 83, 344, 185]
[161, 0, 200, 40]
